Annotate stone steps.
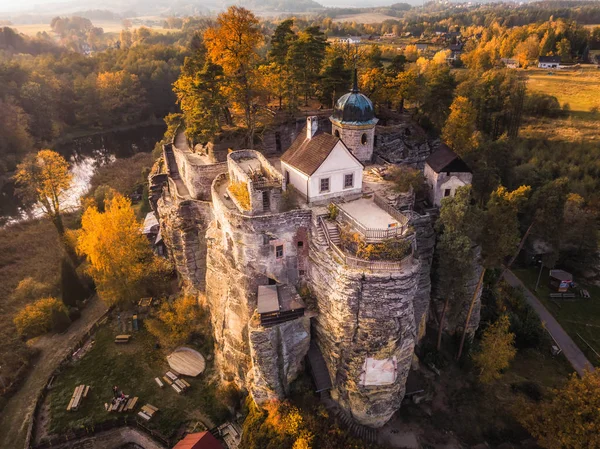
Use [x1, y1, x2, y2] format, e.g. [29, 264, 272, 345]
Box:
[333, 408, 378, 444]
[325, 223, 341, 245]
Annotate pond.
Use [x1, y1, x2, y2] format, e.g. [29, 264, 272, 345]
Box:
[0, 124, 165, 226]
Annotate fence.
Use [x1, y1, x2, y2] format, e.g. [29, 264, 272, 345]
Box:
[318, 216, 414, 273]
[335, 194, 409, 242]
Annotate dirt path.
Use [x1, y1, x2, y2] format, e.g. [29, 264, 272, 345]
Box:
[504, 270, 595, 376]
[0, 297, 108, 449]
[37, 427, 167, 449]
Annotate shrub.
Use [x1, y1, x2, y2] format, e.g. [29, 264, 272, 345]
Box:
[12, 277, 51, 304]
[14, 297, 70, 338]
[523, 93, 562, 118]
[229, 181, 251, 210]
[146, 295, 202, 348]
[472, 314, 516, 383]
[327, 203, 338, 220]
[387, 165, 426, 196]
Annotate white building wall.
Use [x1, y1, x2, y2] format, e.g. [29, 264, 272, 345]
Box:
[281, 162, 309, 198]
[308, 142, 363, 203]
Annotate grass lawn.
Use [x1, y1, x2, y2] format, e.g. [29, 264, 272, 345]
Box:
[513, 267, 600, 366]
[45, 317, 229, 441]
[526, 67, 600, 116]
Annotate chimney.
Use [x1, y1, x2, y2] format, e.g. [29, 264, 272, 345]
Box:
[307, 116, 318, 140]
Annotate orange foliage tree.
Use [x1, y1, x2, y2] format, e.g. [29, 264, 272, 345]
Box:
[146, 295, 202, 347]
[204, 6, 264, 146]
[14, 297, 70, 337]
[77, 193, 170, 306]
[518, 370, 600, 449]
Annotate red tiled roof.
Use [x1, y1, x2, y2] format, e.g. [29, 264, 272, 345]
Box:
[172, 432, 224, 449]
[281, 128, 340, 176]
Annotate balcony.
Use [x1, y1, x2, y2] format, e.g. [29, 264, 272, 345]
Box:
[335, 194, 410, 242]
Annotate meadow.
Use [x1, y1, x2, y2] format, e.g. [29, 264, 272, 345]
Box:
[12, 20, 171, 36]
[526, 66, 600, 115]
[332, 12, 399, 24]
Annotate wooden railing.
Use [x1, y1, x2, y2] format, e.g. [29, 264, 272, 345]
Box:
[318, 217, 414, 273]
[250, 177, 282, 190]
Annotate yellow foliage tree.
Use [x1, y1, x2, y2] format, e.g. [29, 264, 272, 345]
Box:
[432, 49, 451, 65]
[15, 149, 78, 262]
[442, 96, 480, 157]
[77, 193, 167, 306]
[473, 314, 516, 383]
[518, 370, 600, 449]
[146, 295, 201, 347]
[204, 6, 264, 146]
[14, 297, 69, 337]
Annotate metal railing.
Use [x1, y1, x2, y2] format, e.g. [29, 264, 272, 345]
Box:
[318, 216, 414, 273]
[335, 194, 409, 242]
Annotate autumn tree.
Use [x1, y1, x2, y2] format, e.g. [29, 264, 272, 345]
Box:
[204, 6, 264, 147]
[442, 96, 480, 157]
[519, 370, 600, 449]
[15, 149, 77, 262]
[146, 295, 202, 347]
[473, 314, 516, 383]
[96, 71, 146, 126]
[77, 193, 170, 306]
[14, 297, 70, 337]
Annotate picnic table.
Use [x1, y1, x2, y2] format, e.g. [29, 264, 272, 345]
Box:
[67, 385, 90, 411]
[164, 371, 190, 394]
[114, 334, 131, 344]
[138, 404, 159, 421]
[107, 396, 138, 413]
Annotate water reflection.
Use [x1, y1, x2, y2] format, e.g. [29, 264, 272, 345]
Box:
[0, 124, 165, 226]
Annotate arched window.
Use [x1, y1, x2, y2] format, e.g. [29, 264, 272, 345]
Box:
[334, 129, 340, 138]
[361, 133, 368, 145]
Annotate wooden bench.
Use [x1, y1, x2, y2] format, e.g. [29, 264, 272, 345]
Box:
[581, 289, 591, 298]
[550, 293, 563, 298]
[114, 335, 131, 344]
[67, 384, 89, 411]
[563, 293, 576, 299]
[171, 383, 183, 394]
[139, 404, 159, 420]
[154, 377, 164, 388]
[166, 371, 178, 381]
[162, 376, 173, 386]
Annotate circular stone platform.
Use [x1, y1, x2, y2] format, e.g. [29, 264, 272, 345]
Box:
[166, 347, 206, 377]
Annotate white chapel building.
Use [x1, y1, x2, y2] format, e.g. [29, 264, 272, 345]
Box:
[281, 76, 378, 204]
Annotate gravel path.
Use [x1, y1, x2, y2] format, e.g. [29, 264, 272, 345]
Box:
[504, 270, 595, 376]
[0, 297, 109, 449]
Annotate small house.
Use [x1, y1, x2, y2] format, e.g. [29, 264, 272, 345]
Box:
[257, 284, 305, 326]
[549, 269, 573, 293]
[281, 116, 364, 204]
[424, 144, 472, 207]
[501, 58, 520, 69]
[538, 56, 561, 69]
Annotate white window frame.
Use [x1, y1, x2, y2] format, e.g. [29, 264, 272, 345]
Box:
[319, 177, 330, 193]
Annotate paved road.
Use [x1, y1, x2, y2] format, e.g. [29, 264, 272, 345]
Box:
[504, 270, 595, 376]
[0, 297, 108, 449]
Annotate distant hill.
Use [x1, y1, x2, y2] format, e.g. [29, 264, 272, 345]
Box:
[0, 0, 324, 19]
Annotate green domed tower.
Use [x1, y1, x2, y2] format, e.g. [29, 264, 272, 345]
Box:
[329, 70, 378, 162]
